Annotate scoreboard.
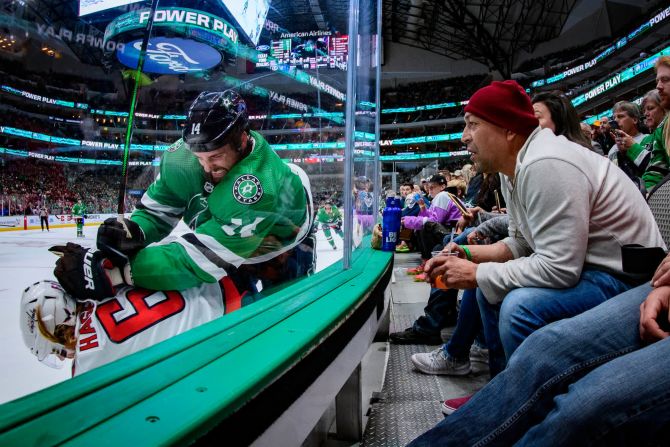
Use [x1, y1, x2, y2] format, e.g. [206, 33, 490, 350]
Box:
[255, 35, 348, 71]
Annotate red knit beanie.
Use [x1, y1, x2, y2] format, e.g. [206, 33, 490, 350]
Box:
[464, 80, 539, 137]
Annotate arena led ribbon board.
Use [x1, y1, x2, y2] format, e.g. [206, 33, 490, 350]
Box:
[117, 37, 222, 74]
[104, 7, 239, 52]
[79, 0, 143, 16]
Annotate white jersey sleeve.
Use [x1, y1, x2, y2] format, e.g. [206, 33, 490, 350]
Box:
[73, 282, 225, 376]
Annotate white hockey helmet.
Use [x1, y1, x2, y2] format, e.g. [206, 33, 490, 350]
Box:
[20, 280, 77, 368]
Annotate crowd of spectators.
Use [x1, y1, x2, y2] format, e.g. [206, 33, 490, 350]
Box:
[0, 158, 151, 216]
[382, 62, 670, 446]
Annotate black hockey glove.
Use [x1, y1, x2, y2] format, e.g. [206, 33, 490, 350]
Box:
[97, 217, 146, 265]
[51, 243, 132, 301]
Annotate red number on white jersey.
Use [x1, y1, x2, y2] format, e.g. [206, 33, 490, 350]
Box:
[95, 289, 186, 343]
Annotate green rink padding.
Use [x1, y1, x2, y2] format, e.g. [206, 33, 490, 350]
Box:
[0, 244, 393, 446]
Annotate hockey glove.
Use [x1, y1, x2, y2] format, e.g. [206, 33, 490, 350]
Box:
[97, 217, 146, 265]
[51, 243, 132, 301]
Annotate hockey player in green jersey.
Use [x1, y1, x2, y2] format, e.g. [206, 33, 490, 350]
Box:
[54, 90, 314, 300]
[71, 199, 87, 238]
[317, 201, 343, 250]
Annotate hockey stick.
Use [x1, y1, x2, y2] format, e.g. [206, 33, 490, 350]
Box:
[116, 0, 160, 237]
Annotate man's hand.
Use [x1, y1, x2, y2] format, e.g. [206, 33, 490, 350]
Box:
[424, 249, 478, 290]
[456, 217, 468, 231]
[652, 253, 670, 288]
[97, 217, 145, 265]
[639, 286, 670, 343]
[614, 129, 635, 152]
[51, 243, 130, 301]
[467, 230, 484, 244]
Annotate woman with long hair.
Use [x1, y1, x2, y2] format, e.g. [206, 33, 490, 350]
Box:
[531, 91, 592, 149]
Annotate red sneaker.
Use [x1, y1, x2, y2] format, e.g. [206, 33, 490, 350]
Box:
[407, 260, 427, 275]
[413, 273, 428, 282]
[441, 394, 473, 415]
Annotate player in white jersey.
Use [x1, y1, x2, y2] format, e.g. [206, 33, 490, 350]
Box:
[20, 277, 249, 376]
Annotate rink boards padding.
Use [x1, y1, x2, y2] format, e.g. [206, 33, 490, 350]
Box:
[0, 241, 392, 446]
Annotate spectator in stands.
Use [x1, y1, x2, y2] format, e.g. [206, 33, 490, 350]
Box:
[607, 101, 647, 187]
[419, 81, 664, 384]
[641, 89, 665, 133]
[411, 86, 607, 383]
[589, 122, 605, 155]
[531, 91, 592, 149]
[580, 122, 604, 155]
[593, 116, 615, 152]
[400, 182, 420, 217]
[619, 56, 670, 192]
[408, 253, 670, 446]
[460, 164, 474, 185]
[613, 90, 665, 192]
[401, 174, 462, 263]
[463, 163, 483, 205]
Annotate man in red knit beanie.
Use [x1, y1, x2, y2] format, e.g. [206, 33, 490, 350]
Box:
[410, 80, 665, 405]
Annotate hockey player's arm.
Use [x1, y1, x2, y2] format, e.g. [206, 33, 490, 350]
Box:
[129, 204, 308, 290]
[129, 147, 192, 244]
[129, 241, 226, 290]
[130, 187, 310, 290]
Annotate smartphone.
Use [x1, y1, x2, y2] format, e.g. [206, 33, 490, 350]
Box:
[609, 121, 619, 131]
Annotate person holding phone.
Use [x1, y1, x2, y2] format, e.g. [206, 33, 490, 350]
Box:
[606, 101, 647, 187]
[614, 89, 668, 192]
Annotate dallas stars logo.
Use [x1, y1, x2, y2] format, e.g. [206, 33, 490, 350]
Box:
[233, 174, 263, 204]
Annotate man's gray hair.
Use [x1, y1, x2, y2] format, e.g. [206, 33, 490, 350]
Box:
[612, 101, 641, 120]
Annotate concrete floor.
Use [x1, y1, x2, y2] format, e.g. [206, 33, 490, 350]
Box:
[344, 251, 491, 447]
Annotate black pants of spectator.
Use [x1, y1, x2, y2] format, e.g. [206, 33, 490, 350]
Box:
[416, 221, 450, 260]
[40, 216, 49, 231]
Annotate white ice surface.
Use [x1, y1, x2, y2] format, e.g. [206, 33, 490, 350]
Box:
[0, 223, 343, 404]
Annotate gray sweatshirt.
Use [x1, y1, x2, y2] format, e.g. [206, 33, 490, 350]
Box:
[476, 127, 666, 304]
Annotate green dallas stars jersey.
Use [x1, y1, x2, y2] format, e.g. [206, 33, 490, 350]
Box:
[316, 206, 342, 225]
[129, 131, 313, 291]
[72, 203, 87, 217]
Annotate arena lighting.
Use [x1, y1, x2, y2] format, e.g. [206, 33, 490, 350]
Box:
[1, 85, 79, 108]
[104, 7, 239, 49]
[572, 46, 670, 107]
[380, 150, 470, 161]
[1, 125, 466, 151]
[531, 5, 670, 88]
[382, 101, 468, 114]
[0, 146, 159, 166]
[105, 8, 347, 103]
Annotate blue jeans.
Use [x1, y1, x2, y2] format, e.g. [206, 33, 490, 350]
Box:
[477, 269, 632, 367]
[413, 288, 457, 335]
[442, 288, 496, 373]
[408, 283, 670, 446]
[443, 227, 475, 246]
[411, 230, 473, 335]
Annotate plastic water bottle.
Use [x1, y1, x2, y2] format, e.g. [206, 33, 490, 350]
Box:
[382, 197, 401, 251]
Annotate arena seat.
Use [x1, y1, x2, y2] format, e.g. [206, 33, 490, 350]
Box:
[647, 173, 670, 247]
